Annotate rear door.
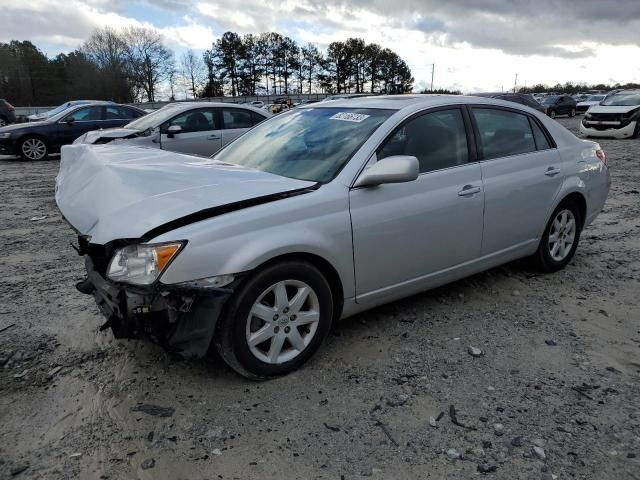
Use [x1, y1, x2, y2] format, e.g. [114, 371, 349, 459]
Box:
[103, 105, 140, 128]
[469, 106, 564, 255]
[350, 107, 484, 302]
[221, 108, 267, 147]
[159, 108, 222, 156]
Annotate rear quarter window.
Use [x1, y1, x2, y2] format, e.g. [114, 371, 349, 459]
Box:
[472, 108, 537, 159]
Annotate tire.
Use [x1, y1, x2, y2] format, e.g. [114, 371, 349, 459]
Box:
[214, 260, 334, 379]
[531, 200, 582, 273]
[569, 108, 576, 118]
[548, 109, 557, 119]
[0, 116, 7, 127]
[19, 136, 48, 161]
[633, 122, 640, 139]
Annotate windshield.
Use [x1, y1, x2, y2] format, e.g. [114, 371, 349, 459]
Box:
[213, 107, 393, 182]
[542, 96, 559, 104]
[125, 105, 180, 131]
[601, 92, 640, 107]
[586, 95, 605, 102]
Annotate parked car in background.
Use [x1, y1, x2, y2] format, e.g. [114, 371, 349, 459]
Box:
[470, 92, 546, 113]
[323, 93, 374, 101]
[263, 103, 289, 114]
[27, 100, 114, 122]
[576, 94, 606, 114]
[0, 102, 146, 160]
[540, 95, 577, 118]
[572, 94, 590, 103]
[580, 89, 640, 139]
[56, 95, 609, 378]
[76, 102, 270, 156]
[0, 99, 17, 127]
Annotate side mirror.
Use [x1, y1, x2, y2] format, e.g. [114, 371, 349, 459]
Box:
[353, 155, 419, 188]
[167, 125, 182, 138]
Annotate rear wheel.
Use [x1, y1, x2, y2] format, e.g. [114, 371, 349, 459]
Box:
[532, 200, 582, 273]
[19, 136, 48, 161]
[548, 109, 557, 119]
[214, 261, 333, 379]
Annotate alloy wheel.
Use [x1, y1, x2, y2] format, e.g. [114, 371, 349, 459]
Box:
[548, 209, 576, 262]
[245, 279, 320, 365]
[21, 138, 47, 160]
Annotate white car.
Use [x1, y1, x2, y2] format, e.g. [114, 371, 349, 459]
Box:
[576, 94, 606, 114]
[75, 102, 271, 156]
[580, 90, 640, 139]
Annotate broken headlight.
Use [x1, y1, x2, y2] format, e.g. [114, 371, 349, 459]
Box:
[107, 242, 184, 285]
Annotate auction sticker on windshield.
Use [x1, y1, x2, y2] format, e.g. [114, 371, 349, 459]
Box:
[330, 112, 371, 122]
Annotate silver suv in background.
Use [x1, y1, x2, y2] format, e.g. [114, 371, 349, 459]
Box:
[75, 102, 271, 156]
[56, 95, 610, 378]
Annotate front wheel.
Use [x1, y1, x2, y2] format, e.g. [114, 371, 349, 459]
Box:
[548, 109, 557, 119]
[0, 116, 7, 127]
[19, 136, 48, 161]
[214, 261, 334, 379]
[531, 200, 582, 273]
[569, 108, 576, 117]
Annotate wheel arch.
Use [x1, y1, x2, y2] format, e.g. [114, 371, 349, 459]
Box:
[248, 252, 345, 321]
[556, 191, 587, 228]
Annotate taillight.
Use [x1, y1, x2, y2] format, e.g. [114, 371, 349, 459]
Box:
[596, 149, 607, 166]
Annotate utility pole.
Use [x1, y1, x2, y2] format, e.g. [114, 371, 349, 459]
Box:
[513, 73, 518, 93]
[431, 64, 435, 92]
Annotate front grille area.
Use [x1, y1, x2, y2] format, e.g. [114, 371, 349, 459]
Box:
[588, 113, 623, 122]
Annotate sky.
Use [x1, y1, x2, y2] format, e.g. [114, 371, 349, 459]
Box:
[0, 0, 639, 93]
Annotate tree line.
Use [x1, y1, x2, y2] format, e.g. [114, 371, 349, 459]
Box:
[0, 28, 414, 106]
[518, 81, 640, 95]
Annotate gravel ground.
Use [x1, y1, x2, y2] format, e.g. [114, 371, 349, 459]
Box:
[1, 117, 639, 480]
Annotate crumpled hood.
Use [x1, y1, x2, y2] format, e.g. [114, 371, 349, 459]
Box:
[587, 104, 640, 114]
[55, 144, 315, 244]
[81, 127, 142, 144]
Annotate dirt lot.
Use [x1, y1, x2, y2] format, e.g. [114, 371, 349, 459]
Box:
[1, 117, 639, 480]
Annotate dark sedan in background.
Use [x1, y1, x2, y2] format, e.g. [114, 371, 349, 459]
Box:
[470, 92, 546, 113]
[0, 102, 146, 160]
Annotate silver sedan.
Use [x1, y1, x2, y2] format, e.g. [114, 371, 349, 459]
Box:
[56, 95, 610, 378]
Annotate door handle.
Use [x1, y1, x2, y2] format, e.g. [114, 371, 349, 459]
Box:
[458, 185, 481, 197]
[545, 167, 561, 176]
[208, 134, 220, 140]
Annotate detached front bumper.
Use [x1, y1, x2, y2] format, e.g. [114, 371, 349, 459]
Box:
[580, 120, 637, 139]
[83, 255, 233, 358]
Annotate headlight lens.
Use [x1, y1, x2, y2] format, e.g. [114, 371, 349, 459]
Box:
[107, 242, 183, 285]
[0, 132, 11, 139]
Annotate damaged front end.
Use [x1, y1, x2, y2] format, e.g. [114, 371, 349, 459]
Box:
[76, 236, 235, 359]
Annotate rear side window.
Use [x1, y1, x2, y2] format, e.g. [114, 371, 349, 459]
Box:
[530, 120, 552, 150]
[222, 109, 253, 129]
[105, 106, 136, 120]
[65, 106, 102, 122]
[251, 111, 267, 126]
[378, 108, 469, 173]
[472, 108, 536, 159]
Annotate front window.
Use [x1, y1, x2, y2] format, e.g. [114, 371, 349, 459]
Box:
[601, 92, 640, 107]
[542, 96, 559, 105]
[213, 107, 393, 183]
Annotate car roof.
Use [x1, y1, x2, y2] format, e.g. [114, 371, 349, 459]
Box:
[300, 94, 537, 111]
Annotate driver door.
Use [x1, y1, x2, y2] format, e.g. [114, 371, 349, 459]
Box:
[160, 108, 222, 156]
[349, 107, 484, 303]
[57, 105, 104, 145]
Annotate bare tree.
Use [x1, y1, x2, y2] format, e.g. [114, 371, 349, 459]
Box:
[180, 49, 205, 99]
[122, 27, 174, 102]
